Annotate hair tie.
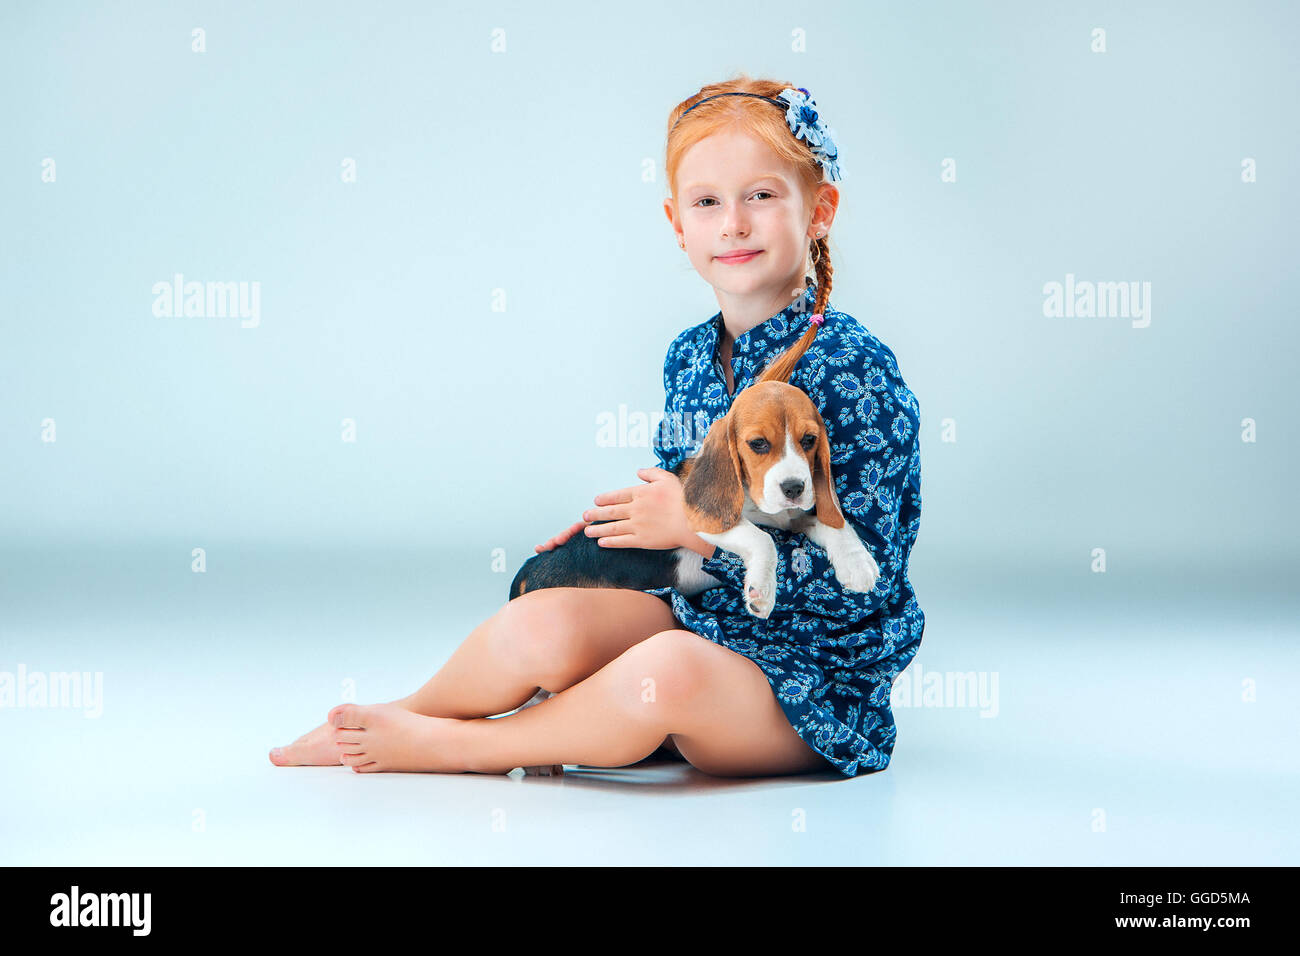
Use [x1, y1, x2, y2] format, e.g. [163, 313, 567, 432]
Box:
[810, 313, 824, 327]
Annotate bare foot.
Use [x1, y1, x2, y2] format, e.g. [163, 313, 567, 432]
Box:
[270, 694, 417, 766]
[328, 702, 467, 774]
[269, 718, 345, 767]
[269, 691, 542, 769]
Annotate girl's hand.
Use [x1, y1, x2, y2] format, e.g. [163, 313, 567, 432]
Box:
[535, 518, 590, 553]
[582, 467, 693, 551]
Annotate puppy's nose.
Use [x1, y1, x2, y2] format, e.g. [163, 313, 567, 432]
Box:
[780, 478, 805, 501]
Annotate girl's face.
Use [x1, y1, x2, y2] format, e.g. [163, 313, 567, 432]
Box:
[669, 129, 826, 301]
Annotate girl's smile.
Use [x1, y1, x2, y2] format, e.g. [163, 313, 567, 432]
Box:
[715, 249, 763, 264]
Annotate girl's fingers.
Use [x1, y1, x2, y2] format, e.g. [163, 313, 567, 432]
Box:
[557, 519, 589, 544]
[584, 520, 621, 537]
[536, 518, 592, 552]
[593, 487, 636, 507]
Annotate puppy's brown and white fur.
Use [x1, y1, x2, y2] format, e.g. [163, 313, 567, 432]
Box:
[678, 337, 878, 618]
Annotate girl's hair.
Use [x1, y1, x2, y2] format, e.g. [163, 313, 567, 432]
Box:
[666, 71, 836, 322]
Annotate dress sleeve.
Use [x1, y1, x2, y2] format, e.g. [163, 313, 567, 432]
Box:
[652, 348, 677, 472]
[698, 354, 920, 626]
[653, 343, 701, 475]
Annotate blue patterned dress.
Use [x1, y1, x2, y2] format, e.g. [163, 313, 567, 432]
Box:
[645, 283, 925, 777]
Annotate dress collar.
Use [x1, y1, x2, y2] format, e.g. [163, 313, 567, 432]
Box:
[704, 282, 822, 358]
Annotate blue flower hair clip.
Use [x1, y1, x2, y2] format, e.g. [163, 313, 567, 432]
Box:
[776, 87, 843, 183]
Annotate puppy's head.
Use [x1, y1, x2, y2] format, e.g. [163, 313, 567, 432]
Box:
[683, 382, 845, 531]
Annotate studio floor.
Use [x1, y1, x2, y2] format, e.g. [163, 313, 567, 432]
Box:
[2, 541, 1296, 866]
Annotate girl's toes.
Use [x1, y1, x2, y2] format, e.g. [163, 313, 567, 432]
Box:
[269, 741, 313, 766]
[353, 762, 380, 773]
[339, 751, 369, 767]
[329, 703, 365, 728]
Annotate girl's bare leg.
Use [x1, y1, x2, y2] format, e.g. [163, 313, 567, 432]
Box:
[396, 587, 680, 718]
[270, 587, 679, 766]
[330, 629, 832, 777]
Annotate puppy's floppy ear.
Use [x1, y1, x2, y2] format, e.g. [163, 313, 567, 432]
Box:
[682, 412, 745, 533]
[810, 424, 846, 529]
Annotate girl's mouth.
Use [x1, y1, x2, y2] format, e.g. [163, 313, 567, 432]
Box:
[715, 250, 763, 264]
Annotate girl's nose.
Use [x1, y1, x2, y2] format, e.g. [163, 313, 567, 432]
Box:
[722, 210, 749, 238]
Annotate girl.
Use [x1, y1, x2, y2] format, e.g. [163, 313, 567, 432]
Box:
[269, 74, 924, 778]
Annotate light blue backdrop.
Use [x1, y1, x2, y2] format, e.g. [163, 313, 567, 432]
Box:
[3, 0, 1295, 579]
[1, 1, 1297, 866]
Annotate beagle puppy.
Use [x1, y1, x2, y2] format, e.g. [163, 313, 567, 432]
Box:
[677, 376, 879, 618]
[509, 316, 880, 620]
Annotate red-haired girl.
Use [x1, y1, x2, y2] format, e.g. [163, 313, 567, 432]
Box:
[270, 74, 924, 778]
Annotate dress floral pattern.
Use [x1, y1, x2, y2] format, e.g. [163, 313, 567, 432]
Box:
[646, 282, 925, 777]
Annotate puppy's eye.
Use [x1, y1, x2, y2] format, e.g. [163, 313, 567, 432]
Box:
[801, 434, 816, 450]
[748, 438, 770, 454]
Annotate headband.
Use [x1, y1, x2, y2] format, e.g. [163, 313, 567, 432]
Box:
[671, 86, 843, 182]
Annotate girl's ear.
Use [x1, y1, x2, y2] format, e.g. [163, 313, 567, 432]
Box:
[683, 413, 745, 533]
[811, 426, 846, 529]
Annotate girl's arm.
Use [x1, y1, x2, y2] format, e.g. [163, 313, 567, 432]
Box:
[537, 348, 693, 556]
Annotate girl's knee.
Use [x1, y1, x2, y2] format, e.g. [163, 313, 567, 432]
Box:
[490, 589, 593, 687]
[615, 630, 711, 711]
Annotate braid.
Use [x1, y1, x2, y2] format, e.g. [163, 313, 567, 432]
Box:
[755, 234, 834, 387]
[810, 235, 833, 319]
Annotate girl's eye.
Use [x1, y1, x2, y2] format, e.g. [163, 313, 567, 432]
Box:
[693, 191, 775, 208]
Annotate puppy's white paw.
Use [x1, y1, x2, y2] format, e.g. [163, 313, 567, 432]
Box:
[743, 569, 776, 619]
[833, 545, 879, 594]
